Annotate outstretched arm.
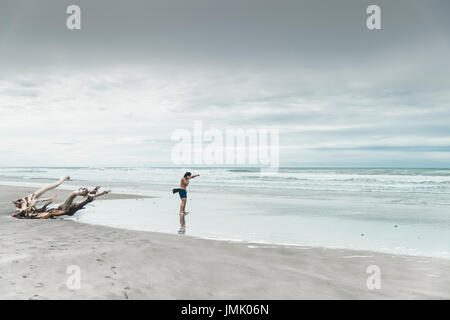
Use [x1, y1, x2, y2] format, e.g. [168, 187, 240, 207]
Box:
[188, 174, 200, 179]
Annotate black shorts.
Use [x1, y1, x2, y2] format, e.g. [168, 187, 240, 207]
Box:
[173, 188, 187, 199]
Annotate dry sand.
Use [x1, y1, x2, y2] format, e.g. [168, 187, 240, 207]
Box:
[0, 185, 449, 299]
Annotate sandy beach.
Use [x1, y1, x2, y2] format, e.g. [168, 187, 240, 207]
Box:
[0, 185, 449, 299]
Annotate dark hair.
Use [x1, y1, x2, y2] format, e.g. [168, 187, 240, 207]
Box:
[184, 172, 192, 178]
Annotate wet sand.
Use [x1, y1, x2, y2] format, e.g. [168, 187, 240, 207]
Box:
[0, 185, 449, 299]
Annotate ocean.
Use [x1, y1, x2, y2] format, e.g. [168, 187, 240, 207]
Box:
[1, 167, 449, 258]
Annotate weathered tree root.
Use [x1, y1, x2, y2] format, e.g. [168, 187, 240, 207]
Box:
[12, 176, 110, 219]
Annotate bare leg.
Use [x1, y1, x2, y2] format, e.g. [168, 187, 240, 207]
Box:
[181, 198, 187, 214]
[34, 176, 70, 199]
[179, 212, 185, 229]
[179, 198, 186, 231]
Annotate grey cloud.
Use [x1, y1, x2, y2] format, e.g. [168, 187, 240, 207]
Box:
[1, 0, 449, 70]
[3, 88, 40, 98]
[0, 0, 449, 166]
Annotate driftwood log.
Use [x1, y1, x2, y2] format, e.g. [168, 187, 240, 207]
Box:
[12, 176, 110, 219]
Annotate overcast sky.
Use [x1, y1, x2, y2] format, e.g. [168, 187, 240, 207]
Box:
[0, 0, 449, 167]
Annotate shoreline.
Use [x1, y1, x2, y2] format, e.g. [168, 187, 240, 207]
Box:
[2, 183, 449, 260]
[1, 184, 449, 299]
[69, 216, 450, 261]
